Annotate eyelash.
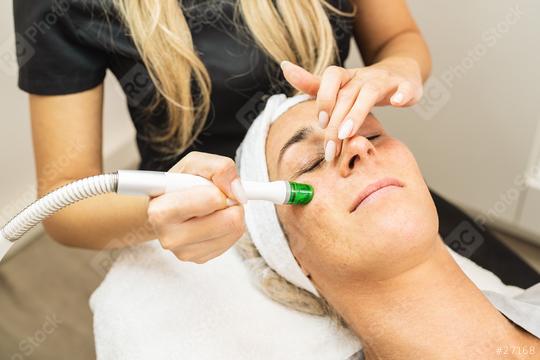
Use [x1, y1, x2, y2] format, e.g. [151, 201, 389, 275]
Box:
[298, 135, 381, 175]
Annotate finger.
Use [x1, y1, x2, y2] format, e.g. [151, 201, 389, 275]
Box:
[407, 82, 424, 106]
[316, 66, 353, 128]
[170, 151, 246, 204]
[158, 204, 245, 251]
[390, 81, 415, 107]
[147, 185, 229, 225]
[173, 231, 240, 264]
[339, 81, 385, 144]
[322, 80, 362, 161]
[280, 60, 320, 95]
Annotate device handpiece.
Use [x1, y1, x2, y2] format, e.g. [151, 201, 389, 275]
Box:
[0, 170, 314, 261]
[116, 170, 314, 205]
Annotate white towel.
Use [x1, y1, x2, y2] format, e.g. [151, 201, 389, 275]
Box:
[90, 241, 362, 360]
[89, 240, 528, 359]
[235, 93, 319, 296]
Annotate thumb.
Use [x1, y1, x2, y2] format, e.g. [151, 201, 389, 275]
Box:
[280, 61, 320, 95]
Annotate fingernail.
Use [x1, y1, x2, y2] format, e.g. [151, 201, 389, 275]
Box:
[226, 198, 239, 207]
[324, 140, 336, 161]
[392, 92, 404, 104]
[338, 118, 353, 140]
[318, 111, 329, 128]
[280, 60, 290, 71]
[231, 178, 248, 204]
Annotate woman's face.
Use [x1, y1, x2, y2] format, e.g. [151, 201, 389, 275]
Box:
[265, 100, 439, 292]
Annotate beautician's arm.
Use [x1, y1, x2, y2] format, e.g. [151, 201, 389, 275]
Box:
[29, 84, 155, 249]
[29, 85, 246, 263]
[352, 0, 431, 81]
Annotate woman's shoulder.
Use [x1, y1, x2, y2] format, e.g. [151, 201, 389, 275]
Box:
[13, 0, 114, 40]
[14, 0, 114, 95]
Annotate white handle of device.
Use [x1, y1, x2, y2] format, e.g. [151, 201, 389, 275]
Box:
[116, 170, 288, 204]
[0, 170, 294, 263]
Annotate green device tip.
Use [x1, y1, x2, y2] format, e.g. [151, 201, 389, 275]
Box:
[287, 182, 314, 205]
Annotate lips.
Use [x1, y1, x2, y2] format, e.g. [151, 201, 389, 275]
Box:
[349, 178, 405, 213]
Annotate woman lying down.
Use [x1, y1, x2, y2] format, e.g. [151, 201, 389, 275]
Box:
[90, 94, 540, 360]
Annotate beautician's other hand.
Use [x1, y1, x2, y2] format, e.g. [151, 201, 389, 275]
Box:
[281, 57, 423, 160]
[147, 152, 247, 263]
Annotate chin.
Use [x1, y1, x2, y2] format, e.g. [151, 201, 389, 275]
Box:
[343, 192, 439, 278]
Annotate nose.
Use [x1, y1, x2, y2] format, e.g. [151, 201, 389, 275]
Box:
[337, 135, 377, 177]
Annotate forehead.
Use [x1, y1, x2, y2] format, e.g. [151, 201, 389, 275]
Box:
[267, 99, 381, 153]
[270, 100, 317, 139]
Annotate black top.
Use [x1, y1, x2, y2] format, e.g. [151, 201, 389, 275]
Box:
[14, 0, 354, 171]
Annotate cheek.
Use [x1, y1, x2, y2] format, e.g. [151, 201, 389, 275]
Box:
[384, 139, 424, 179]
[379, 139, 429, 201]
[389, 141, 433, 212]
[276, 195, 339, 265]
[383, 137, 435, 205]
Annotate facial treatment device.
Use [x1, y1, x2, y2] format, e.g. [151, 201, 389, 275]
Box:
[0, 170, 313, 262]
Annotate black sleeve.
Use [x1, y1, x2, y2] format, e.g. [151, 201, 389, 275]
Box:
[13, 0, 108, 95]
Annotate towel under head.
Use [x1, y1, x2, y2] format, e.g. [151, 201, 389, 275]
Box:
[235, 93, 319, 296]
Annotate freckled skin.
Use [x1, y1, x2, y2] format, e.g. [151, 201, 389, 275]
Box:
[265, 100, 439, 295]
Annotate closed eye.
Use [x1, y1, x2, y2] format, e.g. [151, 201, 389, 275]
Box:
[295, 134, 381, 177]
[297, 153, 325, 176]
[366, 134, 380, 141]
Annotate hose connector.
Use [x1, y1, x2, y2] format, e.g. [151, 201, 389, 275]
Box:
[286, 182, 314, 205]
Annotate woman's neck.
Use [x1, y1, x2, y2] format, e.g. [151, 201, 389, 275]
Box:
[323, 238, 539, 360]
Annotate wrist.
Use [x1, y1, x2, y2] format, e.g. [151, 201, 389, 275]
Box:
[377, 56, 422, 82]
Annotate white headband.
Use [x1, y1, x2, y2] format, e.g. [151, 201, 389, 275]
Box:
[235, 93, 319, 297]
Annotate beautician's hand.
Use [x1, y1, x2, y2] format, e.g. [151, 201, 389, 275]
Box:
[281, 57, 423, 160]
[147, 152, 247, 263]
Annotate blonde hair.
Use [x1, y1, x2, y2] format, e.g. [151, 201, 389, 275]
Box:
[111, 0, 355, 159]
[235, 231, 349, 330]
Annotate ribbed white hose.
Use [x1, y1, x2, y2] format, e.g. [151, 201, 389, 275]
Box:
[0, 173, 118, 242]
